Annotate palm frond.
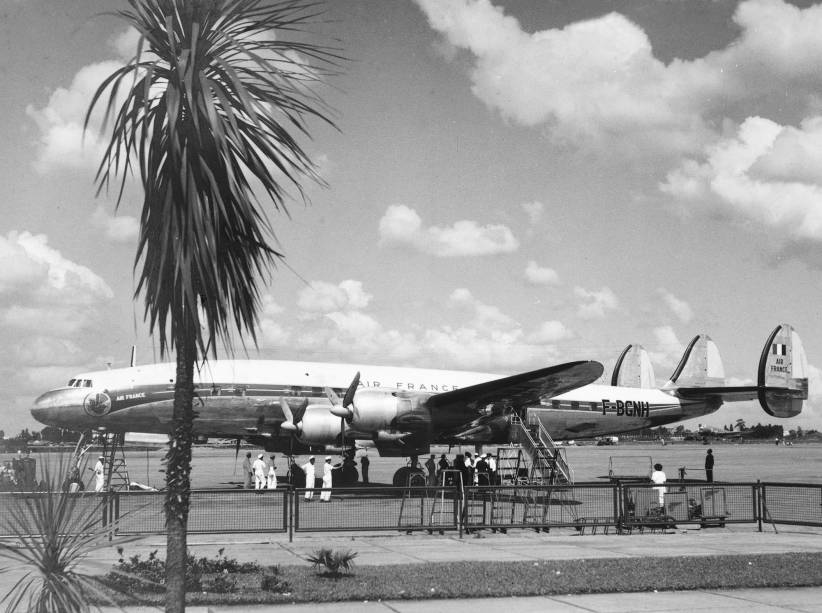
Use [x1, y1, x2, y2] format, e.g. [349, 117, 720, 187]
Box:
[86, 0, 340, 360]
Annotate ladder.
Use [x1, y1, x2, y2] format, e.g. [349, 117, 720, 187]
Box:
[99, 432, 131, 491]
[429, 469, 462, 533]
[508, 414, 574, 485]
[495, 447, 524, 485]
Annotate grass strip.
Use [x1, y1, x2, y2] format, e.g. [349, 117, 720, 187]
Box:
[101, 552, 822, 605]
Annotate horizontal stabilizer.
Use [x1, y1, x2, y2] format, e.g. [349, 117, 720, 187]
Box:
[665, 335, 725, 388]
[611, 344, 656, 388]
[758, 324, 808, 418]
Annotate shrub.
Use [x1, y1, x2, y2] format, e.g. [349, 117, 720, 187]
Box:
[306, 548, 358, 577]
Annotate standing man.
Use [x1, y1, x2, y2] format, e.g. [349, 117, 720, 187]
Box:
[320, 456, 333, 502]
[705, 449, 714, 483]
[267, 455, 277, 489]
[425, 454, 437, 486]
[650, 463, 667, 506]
[302, 456, 316, 501]
[92, 455, 105, 492]
[486, 453, 497, 484]
[360, 452, 370, 484]
[252, 453, 267, 490]
[242, 452, 253, 489]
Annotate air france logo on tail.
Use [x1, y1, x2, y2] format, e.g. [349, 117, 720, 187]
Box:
[770, 343, 789, 373]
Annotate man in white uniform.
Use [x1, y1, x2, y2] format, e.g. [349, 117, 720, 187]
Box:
[320, 456, 333, 502]
[93, 455, 105, 492]
[650, 463, 667, 505]
[252, 453, 267, 490]
[266, 455, 277, 489]
[302, 456, 316, 501]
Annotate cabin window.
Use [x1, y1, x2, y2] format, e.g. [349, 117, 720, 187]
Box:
[570, 401, 579, 410]
[551, 400, 560, 409]
[589, 402, 598, 411]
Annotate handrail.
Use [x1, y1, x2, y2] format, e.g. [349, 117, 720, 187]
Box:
[509, 415, 573, 485]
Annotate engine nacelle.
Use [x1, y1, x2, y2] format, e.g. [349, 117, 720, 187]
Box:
[298, 405, 341, 443]
[350, 389, 428, 433]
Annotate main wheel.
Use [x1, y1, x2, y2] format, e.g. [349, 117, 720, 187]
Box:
[392, 466, 426, 487]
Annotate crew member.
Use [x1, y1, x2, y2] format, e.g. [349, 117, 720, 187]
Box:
[92, 455, 105, 492]
[267, 455, 277, 489]
[242, 452, 253, 489]
[650, 463, 667, 505]
[485, 453, 497, 484]
[425, 454, 437, 486]
[704, 449, 714, 483]
[252, 453, 267, 490]
[320, 456, 333, 502]
[302, 456, 316, 501]
[360, 452, 370, 484]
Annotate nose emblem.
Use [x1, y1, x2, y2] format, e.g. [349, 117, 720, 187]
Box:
[84, 392, 112, 417]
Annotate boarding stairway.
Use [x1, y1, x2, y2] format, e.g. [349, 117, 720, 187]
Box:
[70, 431, 131, 491]
[506, 413, 574, 485]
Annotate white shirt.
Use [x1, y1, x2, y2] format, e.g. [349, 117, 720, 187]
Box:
[252, 458, 266, 476]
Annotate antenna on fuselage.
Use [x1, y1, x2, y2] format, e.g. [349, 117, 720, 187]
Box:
[130, 345, 137, 368]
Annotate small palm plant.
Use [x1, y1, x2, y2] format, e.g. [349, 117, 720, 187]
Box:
[0, 454, 133, 612]
[306, 548, 357, 577]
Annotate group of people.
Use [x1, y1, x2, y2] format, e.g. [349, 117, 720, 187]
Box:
[0, 451, 36, 491]
[649, 449, 716, 505]
[428, 451, 498, 486]
[300, 455, 335, 502]
[241, 452, 278, 490]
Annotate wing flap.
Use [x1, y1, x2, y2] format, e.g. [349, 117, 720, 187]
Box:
[428, 360, 603, 411]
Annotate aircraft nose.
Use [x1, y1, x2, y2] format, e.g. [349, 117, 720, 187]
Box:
[31, 387, 94, 428]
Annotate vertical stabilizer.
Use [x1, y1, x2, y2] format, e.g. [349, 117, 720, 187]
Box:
[665, 335, 725, 388]
[758, 324, 808, 417]
[611, 344, 656, 388]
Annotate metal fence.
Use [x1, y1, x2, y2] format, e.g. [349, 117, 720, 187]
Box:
[761, 483, 822, 527]
[462, 483, 618, 532]
[293, 486, 459, 534]
[621, 482, 758, 530]
[2, 482, 822, 539]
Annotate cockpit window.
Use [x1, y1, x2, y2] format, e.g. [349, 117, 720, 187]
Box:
[83, 379, 92, 387]
[67, 379, 76, 387]
[66, 379, 93, 388]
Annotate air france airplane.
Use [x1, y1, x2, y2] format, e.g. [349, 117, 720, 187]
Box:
[32, 324, 807, 468]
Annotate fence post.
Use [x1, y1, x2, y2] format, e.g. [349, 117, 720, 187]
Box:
[613, 481, 621, 533]
[289, 487, 295, 542]
[456, 481, 463, 539]
[757, 480, 762, 533]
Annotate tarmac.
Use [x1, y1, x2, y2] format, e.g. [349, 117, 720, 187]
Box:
[4, 526, 822, 612]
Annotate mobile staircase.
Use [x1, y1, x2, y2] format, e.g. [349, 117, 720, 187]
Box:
[506, 413, 577, 531]
[70, 430, 131, 491]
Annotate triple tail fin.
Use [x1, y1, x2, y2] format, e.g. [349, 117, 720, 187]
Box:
[670, 324, 808, 418]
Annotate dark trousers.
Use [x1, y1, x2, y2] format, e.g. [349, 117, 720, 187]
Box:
[705, 469, 713, 483]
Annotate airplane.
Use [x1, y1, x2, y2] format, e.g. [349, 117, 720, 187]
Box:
[31, 324, 807, 485]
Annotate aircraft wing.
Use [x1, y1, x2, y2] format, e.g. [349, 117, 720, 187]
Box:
[427, 360, 603, 412]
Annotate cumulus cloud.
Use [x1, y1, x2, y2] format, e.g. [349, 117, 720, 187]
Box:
[91, 206, 139, 243]
[0, 232, 113, 414]
[521, 201, 544, 224]
[661, 116, 822, 244]
[658, 288, 693, 323]
[414, 0, 822, 154]
[574, 286, 618, 319]
[524, 260, 559, 285]
[529, 320, 572, 345]
[26, 60, 124, 174]
[378, 204, 519, 257]
[297, 280, 372, 314]
[647, 325, 686, 376]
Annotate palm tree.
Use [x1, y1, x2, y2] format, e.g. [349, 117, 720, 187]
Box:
[86, 1, 338, 610]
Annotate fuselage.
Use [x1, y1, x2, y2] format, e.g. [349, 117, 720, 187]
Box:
[31, 359, 721, 446]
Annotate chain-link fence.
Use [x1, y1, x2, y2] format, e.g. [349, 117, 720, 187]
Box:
[2, 481, 822, 539]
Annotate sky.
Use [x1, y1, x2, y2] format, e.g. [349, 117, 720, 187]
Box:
[1, 0, 822, 435]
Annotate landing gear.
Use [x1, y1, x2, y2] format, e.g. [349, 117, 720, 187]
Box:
[392, 466, 426, 487]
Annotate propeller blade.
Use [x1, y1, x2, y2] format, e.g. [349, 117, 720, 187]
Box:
[279, 397, 298, 432]
[343, 372, 361, 408]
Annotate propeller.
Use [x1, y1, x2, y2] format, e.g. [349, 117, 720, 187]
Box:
[326, 372, 360, 455]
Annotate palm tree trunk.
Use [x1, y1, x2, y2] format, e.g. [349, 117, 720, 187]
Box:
[165, 318, 196, 613]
